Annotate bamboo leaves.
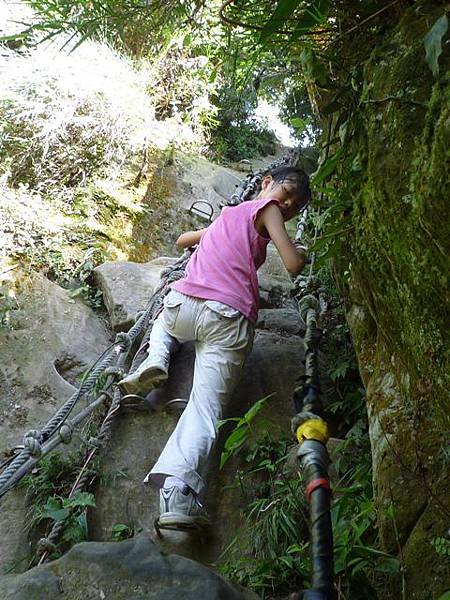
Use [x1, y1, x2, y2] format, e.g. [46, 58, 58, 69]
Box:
[259, 0, 330, 43]
[259, 0, 302, 42]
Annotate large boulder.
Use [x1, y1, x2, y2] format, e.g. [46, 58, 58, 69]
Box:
[0, 270, 110, 573]
[0, 535, 258, 599]
[257, 307, 304, 336]
[94, 257, 178, 332]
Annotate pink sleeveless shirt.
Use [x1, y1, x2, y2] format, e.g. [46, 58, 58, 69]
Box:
[172, 197, 277, 323]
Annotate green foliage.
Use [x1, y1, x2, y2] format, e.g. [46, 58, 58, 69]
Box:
[217, 395, 273, 468]
[431, 537, 450, 558]
[219, 395, 397, 599]
[39, 492, 96, 545]
[69, 247, 105, 309]
[0, 283, 19, 328]
[219, 433, 310, 598]
[259, 0, 301, 42]
[111, 523, 134, 541]
[316, 290, 367, 433]
[289, 0, 329, 41]
[423, 15, 448, 77]
[7, 0, 202, 55]
[21, 451, 99, 557]
[209, 118, 277, 162]
[332, 430, 400, 598]
[0, 42, 157, 190]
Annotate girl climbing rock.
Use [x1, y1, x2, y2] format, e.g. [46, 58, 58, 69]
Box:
[118, 166, 311, 530]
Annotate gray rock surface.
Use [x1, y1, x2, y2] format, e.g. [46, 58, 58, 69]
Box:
[258, 244, 293, 307]
[257, 307, 304, 336]
[0, 271, 110, 573]
[171, 153, 242, 217]
[94, 257, 177, 331]
[0, 535, 258, 599]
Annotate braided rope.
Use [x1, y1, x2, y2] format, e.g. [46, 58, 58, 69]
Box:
[37, 389, 123, 564]
[0, 258, 184, 496]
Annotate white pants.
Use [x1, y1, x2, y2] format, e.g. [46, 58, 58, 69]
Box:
[144, 289, 254, 494]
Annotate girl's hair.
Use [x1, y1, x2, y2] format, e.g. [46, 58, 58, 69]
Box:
[268, 166, 311, 208]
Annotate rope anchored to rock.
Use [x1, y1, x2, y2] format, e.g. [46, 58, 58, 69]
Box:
[0, 252, 192, 500]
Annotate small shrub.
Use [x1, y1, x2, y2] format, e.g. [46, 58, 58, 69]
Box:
[218, 399, 399, 599]
[112, 523, 134, 541]
[0, 41, 155, 189]
[210, 118, 277, 162]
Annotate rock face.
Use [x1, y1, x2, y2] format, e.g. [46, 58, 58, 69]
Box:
[332, 5, 450, 598]
[171, 153, 242, 218]
[0, 535, 258, 599]
[94, 257, 177, 331]
[0, 271, 110, 573]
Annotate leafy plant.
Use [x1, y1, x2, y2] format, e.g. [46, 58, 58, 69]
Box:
[209, 117, 277, 162]
[0, 283, 18, 328]
[39, 492, 96, 546]
[218, 432, 310, 598]
[217, 394, 273, 468]
[331, 432, 400, 598]
[70, 247, 105, 309]
[431, 537, 450, 558]
[219, 394, 398, 599]
[112, 523, 134, 541]
[21, 451, 99, 557]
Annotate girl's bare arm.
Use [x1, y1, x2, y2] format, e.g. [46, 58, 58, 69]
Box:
[176, 227, 208, 248]
[260, 204, 305, 275]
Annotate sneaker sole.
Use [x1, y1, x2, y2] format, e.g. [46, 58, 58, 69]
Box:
[118, 368, 167, 396]
[158, 512, 211, 529]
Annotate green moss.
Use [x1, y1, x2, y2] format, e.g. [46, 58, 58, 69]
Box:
[351, 80, 449, 423]
[344, 3, 450, 424]
[324, 4, 449, 597]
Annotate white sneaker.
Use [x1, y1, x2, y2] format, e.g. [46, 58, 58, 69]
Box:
[159, 486, 210, 530]
[118, 354, 169, 396]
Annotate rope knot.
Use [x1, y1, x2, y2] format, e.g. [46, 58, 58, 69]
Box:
[166, 267, 186, 283]
[88, 436, 103, 449]
[23, 430, 43, 457]
[103, 367, 124, 381]
[291, 412, 318, 436]
[58, 423, 73, 445]
[115, 331, 131, 348]
[298, 294, 319, 321]
[37, 537, 57, 554]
